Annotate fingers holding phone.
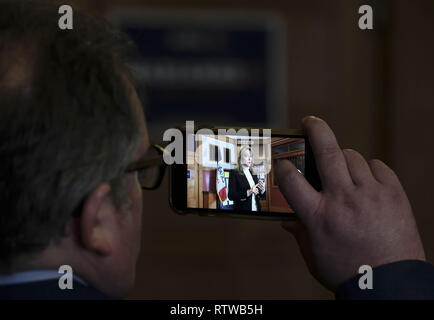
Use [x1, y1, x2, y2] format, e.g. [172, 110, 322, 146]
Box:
[251, 186, 259, 195]
[277, 116, 425, 291]
[257, 180, 265, 192]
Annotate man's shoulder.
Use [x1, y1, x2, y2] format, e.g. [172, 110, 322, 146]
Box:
[0, 279, 108, 300]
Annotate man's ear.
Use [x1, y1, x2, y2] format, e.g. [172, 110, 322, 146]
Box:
[78, 183, 116, 256]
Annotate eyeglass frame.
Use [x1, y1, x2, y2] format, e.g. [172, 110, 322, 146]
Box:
[125, 144, 167, 190]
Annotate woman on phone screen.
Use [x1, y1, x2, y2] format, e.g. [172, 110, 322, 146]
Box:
[228, 146, 266, 212]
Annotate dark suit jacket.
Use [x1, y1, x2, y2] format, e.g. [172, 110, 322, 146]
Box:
[0, 279, 108, 300]
[228, 169, 265, 212]
[335, 260, 434, 300]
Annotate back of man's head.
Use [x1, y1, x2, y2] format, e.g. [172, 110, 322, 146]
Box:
[0, 0, 140, 270]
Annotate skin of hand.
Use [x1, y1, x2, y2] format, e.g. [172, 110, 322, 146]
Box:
[258, 180, 265, 192]
[274, 116, 426, 291]
[250, 186, 259, 195]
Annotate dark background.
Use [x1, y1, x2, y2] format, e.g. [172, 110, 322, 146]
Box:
[73, 0, 434, 299]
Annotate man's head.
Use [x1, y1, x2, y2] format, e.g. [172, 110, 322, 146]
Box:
[0, 1, 149, 297]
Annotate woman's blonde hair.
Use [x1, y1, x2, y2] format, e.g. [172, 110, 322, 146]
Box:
[236, 145, 252, 174]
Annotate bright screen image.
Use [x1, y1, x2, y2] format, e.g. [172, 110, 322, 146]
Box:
[186, 132, 305, 214]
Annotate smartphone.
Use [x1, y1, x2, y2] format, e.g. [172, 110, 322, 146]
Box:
[169, 125, 321, 220]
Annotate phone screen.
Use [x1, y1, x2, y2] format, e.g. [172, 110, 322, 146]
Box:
[185, 131, 306, 215]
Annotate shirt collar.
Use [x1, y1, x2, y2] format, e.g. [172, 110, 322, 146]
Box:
[0, 269, 87, 287]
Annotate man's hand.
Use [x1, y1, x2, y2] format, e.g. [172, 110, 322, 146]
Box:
[275, 116, 425, 291]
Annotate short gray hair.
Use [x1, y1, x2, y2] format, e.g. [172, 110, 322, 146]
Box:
[0, 1, 141, 262]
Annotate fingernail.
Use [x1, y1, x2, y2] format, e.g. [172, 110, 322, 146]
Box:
[302, 115, 322, 123]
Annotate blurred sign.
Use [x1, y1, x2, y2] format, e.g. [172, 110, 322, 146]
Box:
[108, 10, 287, 138]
